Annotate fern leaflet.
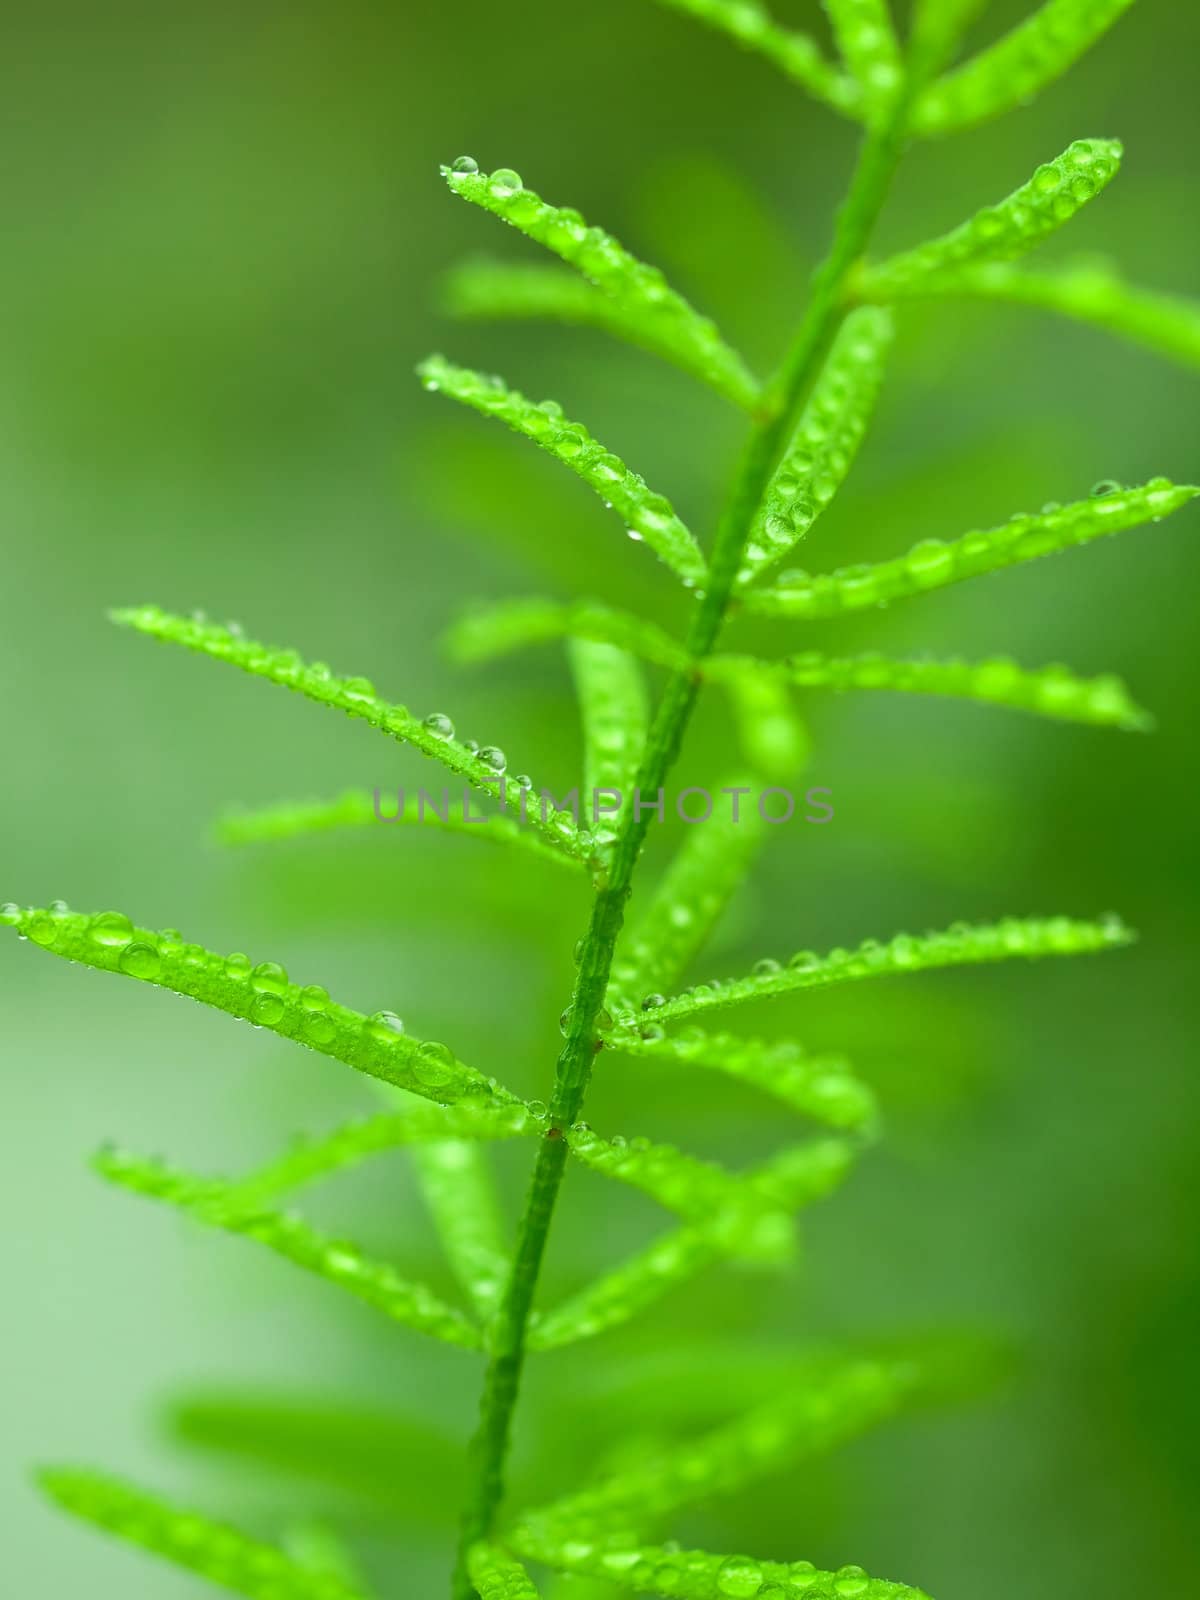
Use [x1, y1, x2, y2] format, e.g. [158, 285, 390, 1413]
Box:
[441, 162, 758, 412]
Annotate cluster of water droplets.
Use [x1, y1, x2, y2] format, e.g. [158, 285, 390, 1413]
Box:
[753, 478, 1188, 619]
[419, 353, 702, 582]
[439, 158, 757, 409]
[775, 648, 1144, 728]
[521, 1531, 888, 1600]
[648, 915, 1130, 1019]
[741, 308, 890, 577]
[876, 139, 1123, 291]
[1, 904, 510, 1107]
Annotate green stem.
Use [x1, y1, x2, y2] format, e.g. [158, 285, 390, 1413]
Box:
[451, 92, 915, 1600]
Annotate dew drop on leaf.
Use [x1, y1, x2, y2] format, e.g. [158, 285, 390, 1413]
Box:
[88, 911, 134, 949]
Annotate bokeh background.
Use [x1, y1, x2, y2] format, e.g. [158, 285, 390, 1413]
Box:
[3, 1, 1198, 1593]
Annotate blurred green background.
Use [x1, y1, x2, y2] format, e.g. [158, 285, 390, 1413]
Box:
[3, 1, 1198, 1594]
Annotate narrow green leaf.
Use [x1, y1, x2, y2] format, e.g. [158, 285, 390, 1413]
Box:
[419, 355, 706, 585]
[821, 0, 903, 109]
[908, 0, 991, 74]
[0, 903, 519, 1114]
[443, 259, 759, 414]
[38, 1468, 371, 1599]
[608, 780, 765, 1007]
[216, 788, 580, 871]
[653, 0, 864, 118]
[529, 1138, 856, 1350]
[282, 1524, 372, 1593]
[445, 597, 689, 673]
[515, 1351, 921, 1539]
[565, 1123, 790, 1261]
[509, 1528, 929, 1599]
[469, 1543, 543, 1599]
[913, 0, 1138, 137]
[569, 639, 649, 824]
[621, 914, 1134, 1029]
[738, 307, 893, 584]
[412, 1141, 514, 1323]
[741, 479, 1200, 619]
[529, 1221, 722, 1351]
[222, 1104, 535, 1215]
[110, 606, 591, 863]
[96, 1146, 484, 1349]
[441, 164, 759, 412]
[709, 649, 1152, 731]
[609, 1029, 878, 1132]
[865, 258, 1200, 371]
[867, 138, 1124, 297]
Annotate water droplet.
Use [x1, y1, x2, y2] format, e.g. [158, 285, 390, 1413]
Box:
[29, 913, 60, 948]
[224, 952, 251, 981]
[514, 773, 533, 790]
[477, 745, 507, 774]
[88, 911, 134, 949]
[463, 738, 480, 754]
[833, 1565, 870, 1597]
[641, 993, 665, 1011]
[251, 993, 286, 1027]
[251, 961, 288, 995]
[299, 984, 329, 1011]
[366, 1010, 405, 1043]
[752, 957, 781, 977]
[342, 675, 376, 708]
[119, 942, 161, 979]
[415, 1039, 455, 1086]
[488, 167, 522, 198]
[450, 155, 478, 174]
[1092, 478, 1122, 497]
[423, 712, 455, 740]
[0, 902, 21, 926]
[716, 1554, 764, 1597]
[789, 950, 819, 971]
[559, 1007, 573, 1036]
[905, 538, 953, 586]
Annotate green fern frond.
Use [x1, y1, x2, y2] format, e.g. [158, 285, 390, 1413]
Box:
[413, 1141, 514, 1324]
[821, 0, 903, 111]
[96, 1146, 485, 1348]
[741, 479, 1199, 620]
[508, 1528, 928, 1599]
[564, 1123, 789, 1261]
[419, 355, 706, 585]
[608, 781, 765, 1005]
[609, 913, 1133, 1030]
[38, 1468, 370, 1599]
[0, 903, 519, 1112]
[913, 0, 1138, 137]
[863, 258, 1200, 371]
[609, 1030, 878, 1132]
[216, 790, 581, 871]
[653, 0, 863, 118]
[110, 606, 591, 863]
[708, 650, 1151, 731]
[470, 1543, 542, 1599]
[867, 138, 1124, 297]
[738, 307, 894, 585]
[513, 1350, 920, 1539]
[529, 1138, 856, 1350]
[446, 597, 688, 673]
[440, 164, 759, 413]
[443, 259, 759, 415]
[569, 639, 650, 822]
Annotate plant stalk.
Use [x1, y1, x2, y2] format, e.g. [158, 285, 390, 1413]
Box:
[451, 87, 916, 1600]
